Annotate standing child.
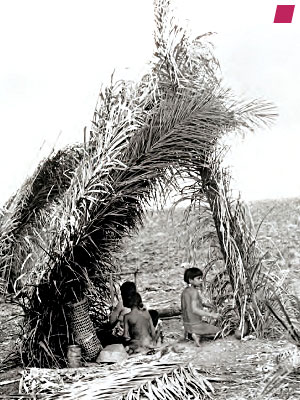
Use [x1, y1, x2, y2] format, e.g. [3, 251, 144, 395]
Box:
[181, 267, 220, 346]
[123, 292, 156, 353]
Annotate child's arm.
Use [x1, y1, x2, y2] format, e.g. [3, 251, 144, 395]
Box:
[203, 302, 216, 310]
[198, 289, 215, 310]
[123, 314, 131, 341]
[109, 300, 123, 326]
[191, 291, 219, 318]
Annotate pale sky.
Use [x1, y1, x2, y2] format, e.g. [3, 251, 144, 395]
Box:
[0, 0, 299, 206]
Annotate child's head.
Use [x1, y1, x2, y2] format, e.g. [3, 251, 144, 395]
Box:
[127, 292, 144, 309]
[184, 267, 203, 285]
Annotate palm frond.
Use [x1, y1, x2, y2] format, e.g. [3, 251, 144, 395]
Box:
[20, 362, 214, 400]
[265, 295, 300, 345]
[0, 145, 84, 292]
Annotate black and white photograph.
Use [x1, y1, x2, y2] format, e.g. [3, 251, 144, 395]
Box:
[0, 1, 299, 398]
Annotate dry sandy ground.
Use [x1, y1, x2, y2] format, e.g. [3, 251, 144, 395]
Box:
[161, 318, 299, 399]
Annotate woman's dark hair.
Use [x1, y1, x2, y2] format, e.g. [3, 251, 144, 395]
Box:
[120, 281, 136, 307]
[120, 281, 136, 296]
[183, 267, 203, 284]
[127, 292, 144, 309]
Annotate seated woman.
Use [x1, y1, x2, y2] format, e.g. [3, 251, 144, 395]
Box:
[97, 281, 136, 347]
[109, 281, 137, 336]
[99, 281, 162, 348]
[123, 292, 156, 354]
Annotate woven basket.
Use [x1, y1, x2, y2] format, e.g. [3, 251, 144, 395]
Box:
[67, 297, 102, 360]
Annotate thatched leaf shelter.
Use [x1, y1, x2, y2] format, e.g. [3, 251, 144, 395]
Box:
[1, 0, 278, 368]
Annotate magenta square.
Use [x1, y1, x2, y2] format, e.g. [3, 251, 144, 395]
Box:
[274, 5, 295, 23]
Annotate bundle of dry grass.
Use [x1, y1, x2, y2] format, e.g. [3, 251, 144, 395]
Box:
[2, 0, 276, 367]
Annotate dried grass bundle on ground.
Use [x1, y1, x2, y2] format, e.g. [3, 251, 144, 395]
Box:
[1, 0, 277, 368]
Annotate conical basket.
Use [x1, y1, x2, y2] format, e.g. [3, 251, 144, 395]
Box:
[67, 297, 102, 360]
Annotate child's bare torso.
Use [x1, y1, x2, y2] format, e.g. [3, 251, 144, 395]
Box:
[181, 286, 219, 337]
[181, 286, 203, 326]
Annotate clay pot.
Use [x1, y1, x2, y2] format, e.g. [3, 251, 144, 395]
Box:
[67, 345, 82, 367]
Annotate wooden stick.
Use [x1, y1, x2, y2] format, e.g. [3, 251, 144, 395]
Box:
[0, 379, 19, 386]
[109, 273, 114, 307]
[109, 270, 140, 276]
[0, 396, 35, 399]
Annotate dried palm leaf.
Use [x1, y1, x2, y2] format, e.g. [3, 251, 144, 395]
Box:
[0, 145, 84, 293]
[20, 362, 213, 400]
